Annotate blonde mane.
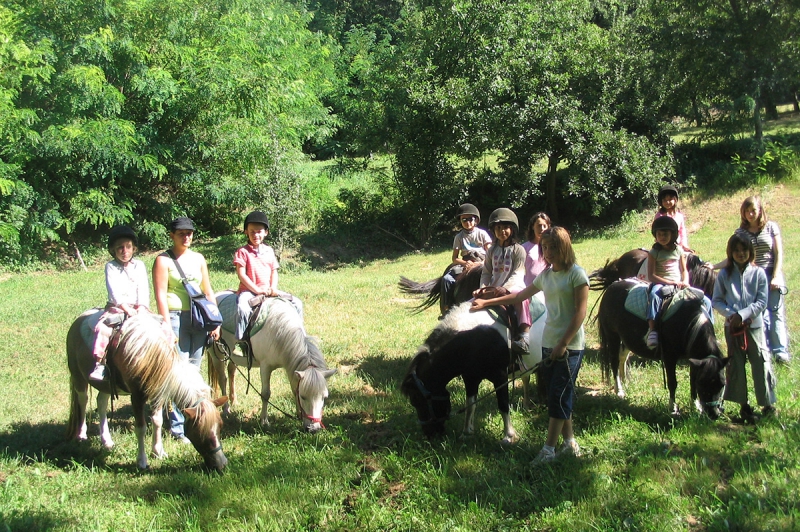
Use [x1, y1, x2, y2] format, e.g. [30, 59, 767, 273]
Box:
[115, 314, 220, 434]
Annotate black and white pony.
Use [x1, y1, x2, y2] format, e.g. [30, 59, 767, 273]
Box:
[398, 267, 482, 316]
[400, 302, 525, 443]
[597, 280, 728, 418]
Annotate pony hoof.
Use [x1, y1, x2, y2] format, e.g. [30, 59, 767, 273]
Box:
[102, 440, 114, 450]
[501, 434, 519, 445]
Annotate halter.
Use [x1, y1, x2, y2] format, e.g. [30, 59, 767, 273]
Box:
[294, 367, 325, 429]
[411, 371, 450, 425]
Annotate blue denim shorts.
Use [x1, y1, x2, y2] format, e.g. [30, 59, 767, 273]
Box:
[540, 347, 584, 420]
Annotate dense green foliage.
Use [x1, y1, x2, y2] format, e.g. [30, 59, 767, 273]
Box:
[1, 0, 799, 266]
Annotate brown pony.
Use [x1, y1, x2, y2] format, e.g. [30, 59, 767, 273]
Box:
[67, 310, 228, 471]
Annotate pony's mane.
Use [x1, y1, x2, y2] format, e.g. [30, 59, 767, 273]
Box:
[400, 350, 430, 397]
[114, 314, 219, 434]
[681, 298, 722, 357]
[267, 301, 328, 373]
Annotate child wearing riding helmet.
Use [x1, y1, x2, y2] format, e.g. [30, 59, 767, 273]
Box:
[654, 185, 692, 253]
[645, 216, 689, 348]
[474, 208, 531, 354]
[234, 211, 303, 352]
[472, 226, 589, 463]
[712, 233, 776, 422]
[440, 203, 492, 314]
[90, 225, 150, 381]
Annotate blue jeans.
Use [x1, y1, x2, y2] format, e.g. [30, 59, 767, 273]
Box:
[540, 348, 583, 420]
[168, 310, 206, 437]
[763, 269, 790, 358]
[647, 284, 664, 321]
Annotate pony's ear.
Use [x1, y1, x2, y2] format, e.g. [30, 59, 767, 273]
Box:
[294, 369, 306, 381]
[183, 407, 198, 420]
[322, 368, 337, 379]
[213, 396, 228, 407]
[687, 358, 702, 367]
[720, 357, 731, 367]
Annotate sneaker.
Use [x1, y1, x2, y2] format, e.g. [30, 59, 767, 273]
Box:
[88, 364, 107, 382]
[645, 330, 659, 349]
[511, 333, 530, 355]
[774, 353, 790, 364]
[558, 439, 581, 457]
[171, 433, 191, 444]
[761, 405, 776, 417]
[530, 447, 555, 465]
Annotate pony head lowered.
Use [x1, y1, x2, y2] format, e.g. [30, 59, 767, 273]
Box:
[265, 306, 336, 432]
[115, 315, 228, 471]
[681, 301, 728, 419]
[401, 349, 452, 438]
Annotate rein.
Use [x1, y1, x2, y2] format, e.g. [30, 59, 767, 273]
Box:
[411, 371, 450, 425]
[209, 339, 296, 421]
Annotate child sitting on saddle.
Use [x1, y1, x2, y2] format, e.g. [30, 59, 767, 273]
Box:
[712, 233, 777, 422]
[440, 203, 492, 315]
[90, 225, 150, 381]
[474, 208, 531, 355]
[645, 216, 688, 349]
[233, 211, 303, 355]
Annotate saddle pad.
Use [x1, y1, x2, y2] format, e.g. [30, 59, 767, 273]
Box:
[217, 291, 280, 337]
[528, 292, 546, 323]
[662, 286, 705, 322]
[623, 282, 649, 320]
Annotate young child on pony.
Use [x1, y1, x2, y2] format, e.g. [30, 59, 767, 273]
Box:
[474, 208, 531, 354]
[90, 225, 150, 381]
[472, 226, 589, 463]
[654, 185, 692, 253]
[712, 233, 777, 422]
[645, 216, 689, 349]
[439, 203, 492, 315]
[233, 211, 303, 354]
[735, 196, 790, 364]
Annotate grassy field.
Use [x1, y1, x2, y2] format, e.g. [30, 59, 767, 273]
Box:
[0, 183, 798, 531]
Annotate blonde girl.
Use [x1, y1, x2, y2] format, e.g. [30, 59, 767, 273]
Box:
[472, 226, 589, 463]
[734, 196, 789, 363]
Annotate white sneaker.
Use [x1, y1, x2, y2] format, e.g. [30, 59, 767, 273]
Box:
[88, 364, 107, 382]
[558, 439, 581, 457]
[530, 447, 555, 464]
[645, 330, 659, 349]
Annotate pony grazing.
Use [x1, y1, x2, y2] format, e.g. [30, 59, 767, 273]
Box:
[66, 310, 228, 471]
[401, 303, 520, 443]
[590, 249, 717, 298]
[597, 280, 728, 418]
[208, 292, 336, 432]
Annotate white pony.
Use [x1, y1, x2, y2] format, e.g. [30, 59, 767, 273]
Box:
[208, 292, 336, 432]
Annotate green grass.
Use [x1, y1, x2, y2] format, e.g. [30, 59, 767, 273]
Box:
[1, 184, 799, 531]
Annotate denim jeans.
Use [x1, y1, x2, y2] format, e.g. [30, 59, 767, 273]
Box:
[540, 347, 584, 420]
[168, 310, 206, 437]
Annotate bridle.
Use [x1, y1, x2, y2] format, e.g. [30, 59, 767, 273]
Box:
[411, 371, 450, 426]
[294, 367, 325, 429]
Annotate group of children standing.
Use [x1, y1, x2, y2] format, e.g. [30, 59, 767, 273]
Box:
[446, 185, 789, 462]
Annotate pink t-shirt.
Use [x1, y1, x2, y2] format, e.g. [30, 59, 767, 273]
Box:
[522, 241, 548, 285]
[233, 244, 279, 293]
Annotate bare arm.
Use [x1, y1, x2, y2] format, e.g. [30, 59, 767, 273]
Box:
[772, 230, 784, 289]
[236, 264, 269, 296]
[471, 282, 541, 311]
[152, 255, 171, 325]
[550, 283, 589, 360]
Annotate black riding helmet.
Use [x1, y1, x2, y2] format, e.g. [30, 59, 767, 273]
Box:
[456, 203, 481, 223]
[487, 208, 519, 234]
[657, 185, 679, 205]
[107, 225, 138, 257]
[244, 211, 270, 231]
[651, 216, 679, 242]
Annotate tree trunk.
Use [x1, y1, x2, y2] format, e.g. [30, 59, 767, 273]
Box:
[545, 153, 559, 221]
[753, 96, 763, 142]
[691, 95, 703, 127]
[792, 89, 799, 113]
[763, 88, 779, 120]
